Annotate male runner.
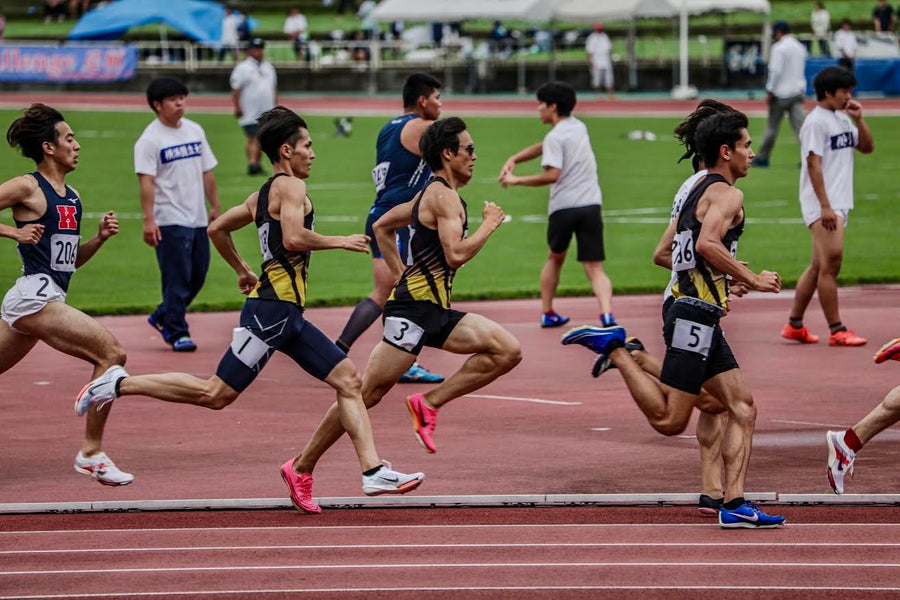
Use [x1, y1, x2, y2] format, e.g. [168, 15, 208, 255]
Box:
[1, 103, 132, 486]
[561, 111, 786, 528]
[335, 73, 445, 383]
[76, 107, 424, 512]
[285, 117, 521, 490]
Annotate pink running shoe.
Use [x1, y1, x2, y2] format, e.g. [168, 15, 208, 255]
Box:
[406, 393, 438, 453]
[828, 329, 867, 347]
[874, 337, 900, 364]
[280, 460, 322, 514]
[780, 323, 819, 344]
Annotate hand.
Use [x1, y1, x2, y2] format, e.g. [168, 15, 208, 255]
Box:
[343, 233, 371, 253]
[234, 108, 243, 119]
[729, 280, 751, 298]
[97, 211, 119, 241]
[497, 158, 516, 182]
[845, 99, 863, 120]
[753, 270, 781, 293]
[237, 270, 258, 295]
[143, 218, 161, 247]
[820, 206, 838, 231]
[498, 171, 519, 188]
[15, 223, 44, 244]
[482, 200, 505, 231]
[208, 206, 221, 223]
[766, 91, 775, 106]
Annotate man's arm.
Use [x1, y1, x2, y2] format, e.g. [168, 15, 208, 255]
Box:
[806, 152, 838, 231]
[372, 200, 414, 280]
[76, 211, 118, 268]
[399, 117, 434, 156]
[208, 199, 258, 295]
[652, 220, 677, 269]
[231, 88, 243, 119]
[498, 141, 543, 180]
[500, 166, 560, 188]
[203, 170, 221, 222]
[137, 173, 160, 247]
[431, 189, 504, 268]
[846, 100, 875, 154]
[695, 185, 780, 292]
[278, 177, 370, 253]
[0, 222, 43, 244]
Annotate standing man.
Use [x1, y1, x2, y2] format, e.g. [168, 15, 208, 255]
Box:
[751, 21, 807, 168]
[283, 8, 308, 60]
[585, 22, 614, 100]
[833, 19, 857, 71]
[499, 81, 615, 329]
[283, 117, 520, 485]
[780, 66, 873, 347]
[1, 103, 132, 486]
[135, 77, 221, 352]
[873, 0, 896, 34]
[335, 73, 444, 383]
[230, 37, 278, 176]
[562, 110, 787, 529]
[78, 107, 425, 513]
[811, 2, 831, 57]
[827, 337, 900, 494]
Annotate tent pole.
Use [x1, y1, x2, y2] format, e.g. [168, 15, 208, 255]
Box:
[628, 18, 637, 90]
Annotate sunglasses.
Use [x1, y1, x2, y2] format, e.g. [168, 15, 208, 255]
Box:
[460, 143, 476, 156]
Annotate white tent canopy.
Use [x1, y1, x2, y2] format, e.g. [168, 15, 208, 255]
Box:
[371, 0, 557, 23]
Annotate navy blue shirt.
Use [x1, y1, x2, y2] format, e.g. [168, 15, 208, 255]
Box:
[370, 113, 430, 211]
[15, 171, 82, 292]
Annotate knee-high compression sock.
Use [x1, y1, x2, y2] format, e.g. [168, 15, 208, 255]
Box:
[336, 297, 383, 352]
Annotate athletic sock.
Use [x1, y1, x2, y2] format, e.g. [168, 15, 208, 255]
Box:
[723, 497, 745, 510]
[844, 428, 863, 452]
[336, 298, 382, 351]
[829, 322, 847, 334]
[600, 312, 616, 327]
[363, 465, 382, 477]
[788, 318, 804, 329]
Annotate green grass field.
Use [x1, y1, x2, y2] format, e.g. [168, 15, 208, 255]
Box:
[0, 107, 897, 315]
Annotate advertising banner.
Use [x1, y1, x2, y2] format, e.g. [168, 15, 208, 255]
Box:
[0, 45, 137, 83]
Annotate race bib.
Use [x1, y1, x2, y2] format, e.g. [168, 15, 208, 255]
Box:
[384, 316, 424, 351]
[372, 161, 389, 193]
[671, 229, 696, 272]
[671, 318, 714, 357]
[229, 327, 270, 368]
[18, 274, 58, 300]
[50, 233, 79, 272]
[257, 222, 273, 261]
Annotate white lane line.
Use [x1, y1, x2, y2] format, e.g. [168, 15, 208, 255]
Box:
[591, 427, 611, 431]
[464, 394, 581, 406]
[773, 420, 900, 435]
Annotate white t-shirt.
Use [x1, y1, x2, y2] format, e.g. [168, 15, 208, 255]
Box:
[663, 169, 707, 300]
[229, 58, 278, 126]
[541, 117, 602, 215]
[221, 12, 240, 46]
[799, 106, 858, 224]
[766, 34, 807, 98]
[134, 118, 218, 228]
[585, 31, 612, 68]
[833, 28, 857, 59]
[283, 13, 308, 40]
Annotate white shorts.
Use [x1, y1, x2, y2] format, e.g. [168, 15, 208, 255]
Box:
[1, 274, 67, 331]
[590, 65, 613, 89]
[802, 204, 849, 228]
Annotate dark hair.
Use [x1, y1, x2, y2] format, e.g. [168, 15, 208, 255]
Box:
[536, 81, 577, 116]
[772, 20, 791, 34]
[813, 65, 857, 100]
[146, 77, 189, 112]
[6, 103, 66, 165]
[257, 106, 308, 164]
[419, 116, 467, 171]
[402, 73, 442, 108]
[694, 111, 749, 168]
[674, 99, 738, 167]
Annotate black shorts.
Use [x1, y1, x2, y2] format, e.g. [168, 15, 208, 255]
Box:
[659, 297, 739, 395]
[382, 300, 466, 355]
[547, 204, 605, 261]
[365, 206, 411, 260]
[216, 299, 346, 392]
[241, 123, 261, 138]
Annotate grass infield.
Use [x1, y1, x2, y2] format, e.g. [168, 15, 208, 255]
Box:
[0, 108, 897, 315]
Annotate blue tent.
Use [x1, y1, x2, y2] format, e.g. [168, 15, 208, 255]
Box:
[68, 0, 224, 43]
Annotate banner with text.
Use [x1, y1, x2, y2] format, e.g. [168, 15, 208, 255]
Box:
[0, 45, 137, 83]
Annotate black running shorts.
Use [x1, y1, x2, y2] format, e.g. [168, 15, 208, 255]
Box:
[546, 204, 605, 261]
[382, 300, 466, 355]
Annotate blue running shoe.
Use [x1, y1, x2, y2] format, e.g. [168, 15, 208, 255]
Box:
[718, 502, 785, 529]
[148, 314, 173, 344]
[561, 325, 626, 355]
[172, 336, 197, 352]
[398, 362, 445, 384]
[541, 311, 570, 328]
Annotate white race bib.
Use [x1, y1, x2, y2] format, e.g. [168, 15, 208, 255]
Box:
[257, 222, 273, 261]
[672, 318, 714, 357]
[372, 161, 389, 193]
[671, 229, 696, 272]
[229, 327, 270, 368]
[384, 316, 424, 351]
[50, 233, 79, 272]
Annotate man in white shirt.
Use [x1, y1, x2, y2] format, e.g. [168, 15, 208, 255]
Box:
[219, 7, 241, 62]
[283, 8, 308, 59]
[811, 2, 831, 56]
[135, 78, 221, 352]
[499, 81, 615, 329]
[230, 37, 278, 175]
[833, 19, 857, 72]
[752, 21, 807, 168]
[781, 66, 873, 348]
[585, 22, 614, 100]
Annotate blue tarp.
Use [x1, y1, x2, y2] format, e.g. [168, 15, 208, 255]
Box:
[806, 57, 900, 95]
[68, 0, 223, 43]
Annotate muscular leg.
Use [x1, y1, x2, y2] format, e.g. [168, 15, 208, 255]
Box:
[118, 372, 239, 409]
[851, 384, 900, 446]
[631, 349, 725, 413]
[697, 411, 727, 498]
[788, 233, 820, 322]
[336, 258, 394, 351]
[810, 218, 845, 326]
[0, 320, 40, 375]
[581, 260, 613, 316]
[701, 369, 757, 503]
[246, 135, 262, 168]
[540, 250, 566, 314]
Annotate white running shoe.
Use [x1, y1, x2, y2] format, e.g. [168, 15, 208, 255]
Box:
[361, 460, 424, 496]
[75, 365, 128, 416]
[74, 451, 134, 486]
[826, 430, 856, 494]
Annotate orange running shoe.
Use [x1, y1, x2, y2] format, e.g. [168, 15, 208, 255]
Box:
[828, 329, 867, 347]
[874, 337, 900, 364]
[780, 323, 820, 344]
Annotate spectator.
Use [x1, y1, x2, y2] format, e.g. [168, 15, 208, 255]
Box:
[751, 21, 807, 168]
[337, 0, 356, 15]
[0, 13, 5, 42]
[219, 7, 241, 62]
[811, 2, 831, 56]
[44, 0, 66, 24]
[283, 8, 309, 60]
[230, 38, 278, 175]
[873, 0, 896, 33]
[69, 0, 91, 20]
[586, 22, 615, 100]
[431, 22, 444, 47]
[489, 20, 513, 57]
[357, 0, 378, 40]
[134, 77, 221, 353]
[834, 19, 857, 71]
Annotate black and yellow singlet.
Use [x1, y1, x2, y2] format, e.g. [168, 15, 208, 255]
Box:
[389, 176, 468, 309]
[670, 173, 744, 310]
[249, 173, 314, 307]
